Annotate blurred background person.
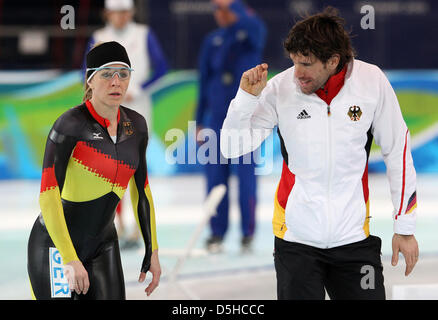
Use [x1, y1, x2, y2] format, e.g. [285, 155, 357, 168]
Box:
[195, 0, 266, 253]
[84, 0, 169, 249]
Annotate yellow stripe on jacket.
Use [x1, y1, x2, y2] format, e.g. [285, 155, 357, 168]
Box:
[39, 186, 79, 264]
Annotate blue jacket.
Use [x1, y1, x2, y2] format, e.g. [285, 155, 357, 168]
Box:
[196, 1, 266, 129]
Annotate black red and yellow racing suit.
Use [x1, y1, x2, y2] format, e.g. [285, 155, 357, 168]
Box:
[27, 100, 157, 299]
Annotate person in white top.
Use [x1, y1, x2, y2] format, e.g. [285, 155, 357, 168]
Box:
[84, 0, 168, 248]
[85, 0, 168, 127]
[221, 7, 419, 299]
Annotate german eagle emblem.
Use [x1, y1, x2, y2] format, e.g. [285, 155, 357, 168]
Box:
[348, 106, 362, 121]
[123, 121, 134, 136]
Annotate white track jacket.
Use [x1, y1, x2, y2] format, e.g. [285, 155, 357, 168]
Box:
[221, 59, 417, 248]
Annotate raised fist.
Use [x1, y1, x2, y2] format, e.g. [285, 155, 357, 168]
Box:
[240, 63, 268, 96]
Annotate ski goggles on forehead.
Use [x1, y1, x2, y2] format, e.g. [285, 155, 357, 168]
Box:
[86, 67, 134, 81]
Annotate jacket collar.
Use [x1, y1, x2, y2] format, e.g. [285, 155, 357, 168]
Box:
[85, 100, 120, 128]
[315, 64, 348, 105]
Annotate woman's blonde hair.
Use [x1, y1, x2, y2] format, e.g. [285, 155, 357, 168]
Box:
[82, 42, 104, 102]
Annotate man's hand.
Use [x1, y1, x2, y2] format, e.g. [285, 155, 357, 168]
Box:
[391, 234, 419, 276]
[138, 249, 161, 296]
[240, 63, 268, 97]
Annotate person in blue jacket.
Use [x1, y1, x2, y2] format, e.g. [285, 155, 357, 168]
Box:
[196, 0, 266, 253]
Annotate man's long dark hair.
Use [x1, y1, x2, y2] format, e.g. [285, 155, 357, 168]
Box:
[283, 7, 356, 72]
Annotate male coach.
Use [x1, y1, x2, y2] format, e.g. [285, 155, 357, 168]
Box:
[220, 7, 419, 299]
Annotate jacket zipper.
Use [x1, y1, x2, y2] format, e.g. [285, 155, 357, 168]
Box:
[326, 104, 332, 248]
[104, 127, 119, 192]
[113, 141, 119, 193]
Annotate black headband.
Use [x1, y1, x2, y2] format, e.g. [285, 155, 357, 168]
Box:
[86, 41, 131, 80]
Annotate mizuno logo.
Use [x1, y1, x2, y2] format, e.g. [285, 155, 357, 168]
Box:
[93, 132, 104, 140]
[297, 109, 311, 119]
